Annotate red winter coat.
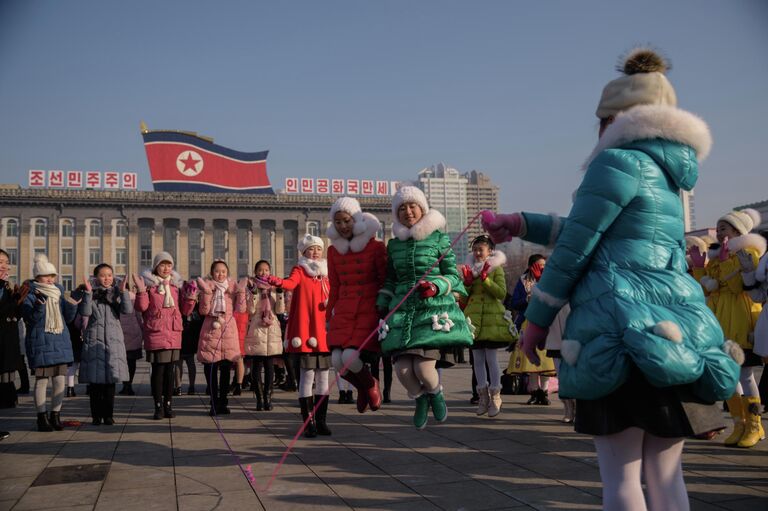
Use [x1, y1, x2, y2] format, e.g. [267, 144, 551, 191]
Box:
[327, 236, 386, 351]
[135, 271, 183, 351]
[282, 259, 330, 354]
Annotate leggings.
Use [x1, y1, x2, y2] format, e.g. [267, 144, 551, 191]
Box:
[472, 348, 501, 390]
[150, 362, 175, 403]
[203, 361, 232, 405]
[34, 375, 66, 413]
[299, 367, 330, 398]
[331, 348, 363, 375]
[251, 356, 275, 391]
[735, 366, 759, 397]
[174, 355, 197, 389]
[370, 354, 392, 394]
[394, 355, 440, 398]
[126, 358, 137, 384]
[66, 362, 79, 387]
[594, 427, 688, 511]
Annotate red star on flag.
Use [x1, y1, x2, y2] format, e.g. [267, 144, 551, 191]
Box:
[180, 153, 200, 172]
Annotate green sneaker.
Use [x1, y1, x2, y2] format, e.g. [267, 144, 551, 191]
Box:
[413, 394, 430, 430]
[429, 391, 448, 422]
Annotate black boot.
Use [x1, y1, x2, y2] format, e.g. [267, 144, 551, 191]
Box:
[298, 397, 317, 438]
[164, 399, 176, 418]
[37, 412, 53, 432]
[383, 388, 391, 404]
[90, 391, 102, 425]
[232, 382, 242, 396]
[536, 389, 550, 406]
[66, 386, 76, 398]
[263, 379, 273, 411]
[314, 395, 332, 436]
[153, 401, 163, 420]
[254, 378, 264, 411]
[526, 392, 537, 405]
[49, 411, 63, 431]
[102, 386, 115, 425]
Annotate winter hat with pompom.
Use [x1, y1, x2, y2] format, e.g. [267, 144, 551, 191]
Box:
[33, 254, 57, 277]
[596, 47, 678, 119]
[298, 233, 324, 254]
[718, 208, 761, 236]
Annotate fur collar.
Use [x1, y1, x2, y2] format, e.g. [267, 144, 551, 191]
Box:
[298, 257, 328, 277]
[141, 269, 183, 288]
[327, 212, 380, 254]
[583, 104, 712, 170]
[463, 250, 507, 277]
[728, 233, 767, 258]
[392, 209, 446, 241]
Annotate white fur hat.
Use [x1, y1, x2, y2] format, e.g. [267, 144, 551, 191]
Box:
[596, 48, 677, 119]
[718, 208, 761, 236]
[327, 196, 368, 239]
[298, 233, 324, 254]
[391, 185, 429, 218]
[685, 235, 708, 254]
[33, 253, 57, 277]
[152, 251, 174, 271]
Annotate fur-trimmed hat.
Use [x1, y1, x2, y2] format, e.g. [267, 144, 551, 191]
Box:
[685, 235, 709, 255]
[298, 233, 324, 254]
[392, 185, 429, 218]
[327, 196, 368, 238]
[33, 253, 57, 277]
[152, 251, 174, 271]
[596, 48, 677, 119]
[718, 208, 761, 236]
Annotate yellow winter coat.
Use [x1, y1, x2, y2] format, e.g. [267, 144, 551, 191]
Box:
[698, 234, 766, 349]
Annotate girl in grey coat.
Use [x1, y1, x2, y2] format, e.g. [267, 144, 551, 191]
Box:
[77, 264, 131, 425]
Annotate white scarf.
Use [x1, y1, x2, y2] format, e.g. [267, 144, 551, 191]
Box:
[156, 275, 175, 308]
[212, 279, 229, 315]
[298, 256, 328, 277]
[35, 283, 64, 334]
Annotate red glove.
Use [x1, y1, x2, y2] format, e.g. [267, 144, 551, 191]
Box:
[481, 211, 523, 244]
[718, 237, 730, 262]
[259, 275, 282, 287]
[687, 246, 706, 268]
[521, 322, 549, 366]
[418, 280, 438, 299]
[479, 261, 491, 281]
[461, 265, 474, 287]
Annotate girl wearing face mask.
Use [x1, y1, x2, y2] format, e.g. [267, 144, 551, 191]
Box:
[77, 264, 132, 425]
[692, 209, 765, 448]
[461, 235, 516, 417]
[191, 260, 247, 416]
[326, 197, 387, 414]
[376, 186, 473, 430]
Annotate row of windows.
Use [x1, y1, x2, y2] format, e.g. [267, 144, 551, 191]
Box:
[3, 219, 127, 238]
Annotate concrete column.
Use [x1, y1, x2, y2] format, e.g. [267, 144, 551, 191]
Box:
[274, 227, 284, 277]
[177, 223, 189, 278]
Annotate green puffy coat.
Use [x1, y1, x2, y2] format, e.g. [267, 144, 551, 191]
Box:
[462, 251, 517, 343]
[376, 209, 473, 354]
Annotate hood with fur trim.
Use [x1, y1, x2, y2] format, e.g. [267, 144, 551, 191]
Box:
[392, 209, 446, 241]
[141, 269, 184, 288]
[727, 233, 767, 258]
[327, 212, 380, 254]
[464, 250, 507, 277]
[583, 105, 712, 191]
[298, 257, 328, 277]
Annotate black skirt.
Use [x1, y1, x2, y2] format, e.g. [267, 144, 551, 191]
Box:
[575, 364, 724, 438]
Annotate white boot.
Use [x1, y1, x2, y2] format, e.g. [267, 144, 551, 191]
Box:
[476, 386, 489, 416]
[488, 388, 502, 417]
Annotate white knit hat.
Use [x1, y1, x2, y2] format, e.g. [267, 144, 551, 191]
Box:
[718, 208, 761, 236]
[328, 196, 368, 238]
[33, 254, 57, 277]
[152, 251, 174, 271]
[298, 233, 324, 254]
[596, 48, 677, 119]
[391, 185, 429, 219]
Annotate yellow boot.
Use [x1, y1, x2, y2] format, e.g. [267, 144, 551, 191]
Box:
[737, 396, 765, 448]
[723, 394, 745, 446]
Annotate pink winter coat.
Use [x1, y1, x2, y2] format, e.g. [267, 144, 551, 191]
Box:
[135, 271, 183, 351]
[196, 278, 245, 364]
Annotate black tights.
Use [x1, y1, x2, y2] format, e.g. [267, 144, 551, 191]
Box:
[127, 358, 137, 384]
[203, 361, 232, 408]
[89, 383, 116, 418]
[251, 356, 275, 393]
[370, 355, 393, 394]
[151, 362, 175, 403]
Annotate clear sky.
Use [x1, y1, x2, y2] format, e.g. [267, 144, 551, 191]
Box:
[1, 0, 766, 228]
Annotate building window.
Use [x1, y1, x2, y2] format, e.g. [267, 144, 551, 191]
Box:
[61, 248, 73, 266]
[116, 248, 127, 266]
[6, 219, 18, 237]
[33, 248, 46, 259]
[188, 220, 203, 278]
[283, 220, 298, 271]
[260, 220, 275, 263]
[7, 248, 17, 266]
[306, 221, 320, 237]
[213, 220, 228, 261]
[138, 219, 153, 269]
[34, 219, 47, 238]
[60, 275, 73, 292]
[60, 220, 74, 238]
[88, 220, 101, 238]
[89, 249, 102, 266]
[163, 220, 179, 263]
[115, 221, 128, 238]
[236, 221, 251, 278]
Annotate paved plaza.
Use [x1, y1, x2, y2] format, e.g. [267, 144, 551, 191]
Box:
[0, 361, 766, 510]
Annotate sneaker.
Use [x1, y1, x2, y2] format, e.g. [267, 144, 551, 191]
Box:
[429, 391, 448, 422]
[413, 394, 430, 430]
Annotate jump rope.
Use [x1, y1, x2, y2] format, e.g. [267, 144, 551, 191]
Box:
[200, 210, 485, 493]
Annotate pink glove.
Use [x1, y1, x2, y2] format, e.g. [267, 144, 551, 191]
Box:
[131, 273, 146, 294]
[481, 211, 524, 244]
[687, 246, 706, 268]
[236, 277, 249, 293]
[196, 277, 212, 294]
[718, 238, 730, 262]
[181, 280, 199, 300]
[418, 280, 438, 299]
[521, 322, 549, 366]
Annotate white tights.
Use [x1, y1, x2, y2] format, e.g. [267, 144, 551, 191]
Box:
[35, 376, 66, 413]
[331, 348, 363, 375]
[66, 362, 79, 387]
[299, 367, 330, 398]
[472, 348, 501, 390]
[593, 427, 689, 511]
[394, 355, 440, 398]
[735, 367, 758, 397]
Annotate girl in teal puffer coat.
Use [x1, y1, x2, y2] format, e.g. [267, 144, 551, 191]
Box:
[483, 49, 740, 510]
[377, 186, 473, 429]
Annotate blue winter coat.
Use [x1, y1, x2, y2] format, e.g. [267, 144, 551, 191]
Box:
[521, 105, 739, 402]
[22, 283, 76, 368]
[77, 285, 132, 384]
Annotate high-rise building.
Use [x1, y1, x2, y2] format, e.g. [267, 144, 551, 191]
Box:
[417, 163, 469, 261]
[464, 170, 499, 245]
[680, 189, 696, 232]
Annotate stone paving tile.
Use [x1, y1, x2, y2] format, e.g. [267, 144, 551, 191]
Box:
[93, 486, 178, 511]
[12, 481, 102, 510]
[412, 479, 524, 510]
[101, 466, 176, 491]
[0, 475, 36, 501]
[503, 485, 603, 510]
[381, 461, 469, 487]
[178, 489, 266, 511]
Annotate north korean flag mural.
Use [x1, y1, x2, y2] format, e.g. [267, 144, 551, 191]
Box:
[142, 130, 273, 194]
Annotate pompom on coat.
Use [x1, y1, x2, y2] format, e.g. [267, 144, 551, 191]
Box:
[195, 278, 246, 364]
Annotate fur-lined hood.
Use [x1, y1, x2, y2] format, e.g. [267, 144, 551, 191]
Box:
[583, 105, 712, 186]
[327, 212, 380, 254]
[392, 209, 446, 241]
[464, 250, 507, 277]
[298, 257, 328, 277]
[141, 269, 183, 288]
[728, 233, 767, 258]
